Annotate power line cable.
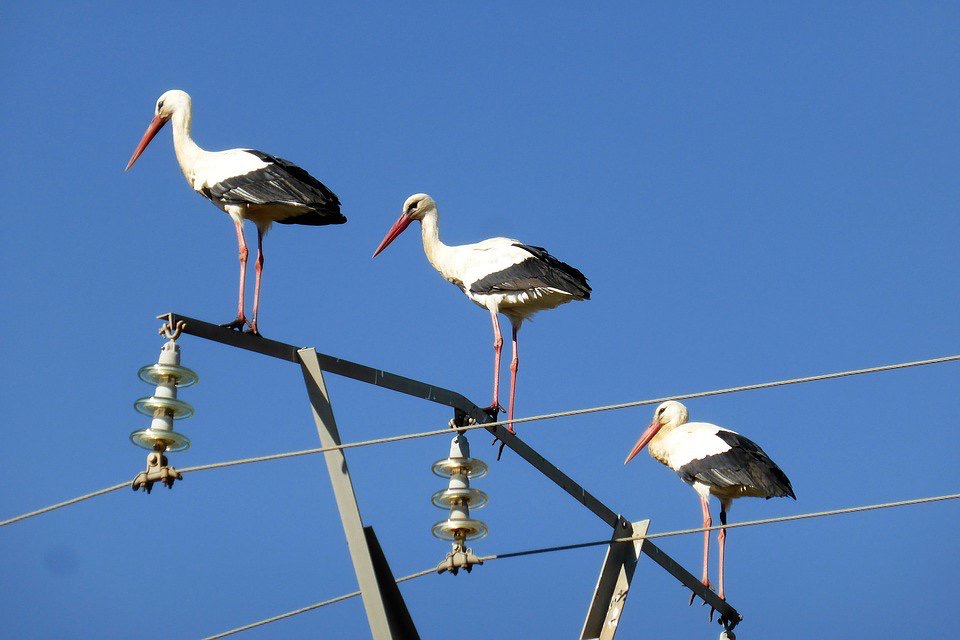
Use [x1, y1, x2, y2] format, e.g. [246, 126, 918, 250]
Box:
[488, 491, 960, 561]
[197, 491, 960, 639]
[2, 353, 957, 528]
[199, 568, 437, 640]
[0, 482, 129, 528]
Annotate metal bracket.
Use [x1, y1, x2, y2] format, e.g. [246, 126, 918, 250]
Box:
[131, 448, 183, 493]
[436, 543, 484, 575]
[449, 407, 474, 431]
[157, 313, 187, 340]
[580, 518, 649, 640]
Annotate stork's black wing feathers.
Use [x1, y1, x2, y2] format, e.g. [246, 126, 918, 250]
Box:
[205, 150, 346, 226]
[470, 243, 591, 299]
[678, 431, 796, 499]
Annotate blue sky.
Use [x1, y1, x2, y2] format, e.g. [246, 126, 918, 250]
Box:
[1, 2, 958, 638]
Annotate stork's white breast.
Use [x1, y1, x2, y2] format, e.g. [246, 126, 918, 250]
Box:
[652, 422, 738, 471]
[190, 149, 270, 192]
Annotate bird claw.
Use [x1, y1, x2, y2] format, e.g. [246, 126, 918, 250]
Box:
[687, 581, 724, 623]
[480, 404, 503, 421]
[220, 317, 249, 331]
[688, 579, 713, 606]
[491, 436, 507, 461]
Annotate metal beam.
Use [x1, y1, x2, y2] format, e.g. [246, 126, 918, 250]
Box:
[640, 538, 741, 627]
[481, 424, 620, 528]
[298, 348, 404, 639]
[166, 313, 484, 417]
[164, 314, 620, 527]
[581, 518, 649, 640]
[164, 312, 742, 630]
[363, 526, 421, 640]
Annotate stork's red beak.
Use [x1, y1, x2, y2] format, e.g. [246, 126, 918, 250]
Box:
[372, 213, 413, 258]
[125, 114, 168, 171]
[624, 419, 662, 464]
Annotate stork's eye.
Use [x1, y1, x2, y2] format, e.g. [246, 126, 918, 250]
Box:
[157, 100, 165, 112]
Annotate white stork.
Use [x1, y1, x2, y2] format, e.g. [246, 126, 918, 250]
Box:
[625, 400, 795, 602]
[373, 194, 591, 438]
[126, 89, 345, 335]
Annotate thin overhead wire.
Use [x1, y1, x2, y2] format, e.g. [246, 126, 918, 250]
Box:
[0, 481, 129, 528]
[489, 491, 960, 561]
[197, 491, 960, 639]
[199, 567, 437, 640]
[642, 491, 960, 540]
[2, 352, 958, 529]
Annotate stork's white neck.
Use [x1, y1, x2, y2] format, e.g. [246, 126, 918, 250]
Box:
[647, 423, 677, 467]
[419, 208, 443, 264]
[418, 208, 457, 281]
[170, 104, 204, 186]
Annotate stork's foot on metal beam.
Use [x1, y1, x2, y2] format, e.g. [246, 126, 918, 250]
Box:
[220, 317, 249, 331]
[688, 579, 714, 606]
[491, 437, 507, 461]
[480, 403, 503, 423]
[689, 579, 722, 622]
[476, 404, 510, 460]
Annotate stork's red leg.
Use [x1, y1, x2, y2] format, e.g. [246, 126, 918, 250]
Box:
[486, 310, 503, 412]
[689, 494, 713, 605]
[248, 227, 264, 335]
[506, 321, 521, 434]
[718, 500, 731, 600]
[222, 218, 250, 331]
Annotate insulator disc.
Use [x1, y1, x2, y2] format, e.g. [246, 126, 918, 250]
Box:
[129, 428, 191, 452]
[138, 363, 199, 387]
[134, 396, 195, 420]
[431, 487, 488, 510]
[432, 457, 488, 479]
[431, 517, 488, 541]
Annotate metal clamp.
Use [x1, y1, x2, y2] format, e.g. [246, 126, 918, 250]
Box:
[131, 447, 183, 493]
[448, 407, 476, 432]
[436, 543, 484, 575]
[719, 614, 739, 637]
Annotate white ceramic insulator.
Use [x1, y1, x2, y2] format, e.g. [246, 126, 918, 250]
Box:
[449, 502, 470, 521]
[447, 472, 469, 492]
[158, 340, 181, 366]
[150, 402, 175, 431]
[150, 341, 181, 432]
[449, 434, 470, 459]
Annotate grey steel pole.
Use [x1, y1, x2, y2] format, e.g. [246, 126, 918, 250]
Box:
[298, 348, 416, 639]
[580, 519, 650, 640]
